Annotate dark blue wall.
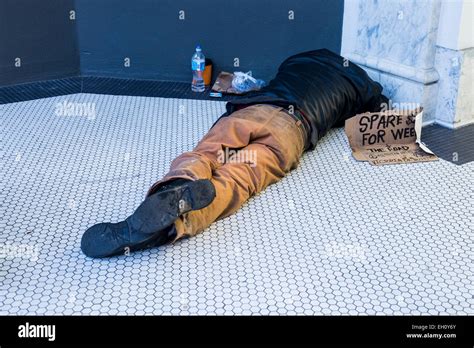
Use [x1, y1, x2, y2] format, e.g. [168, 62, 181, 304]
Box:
[0, 0, 343, 86]
[0, 0, 79, 86]
[76, 0, 343, 82]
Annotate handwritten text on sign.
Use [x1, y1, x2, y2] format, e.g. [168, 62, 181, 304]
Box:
[358, 114, 416, 146]
[345, 109, 437, 166]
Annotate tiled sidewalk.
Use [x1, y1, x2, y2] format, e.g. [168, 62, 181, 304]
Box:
[1, 94, 472, 315]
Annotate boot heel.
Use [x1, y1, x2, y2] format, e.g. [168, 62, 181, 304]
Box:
[186, 179, 216, 211]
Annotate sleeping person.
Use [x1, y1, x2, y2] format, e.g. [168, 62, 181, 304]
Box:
[81, 49, 389, 258]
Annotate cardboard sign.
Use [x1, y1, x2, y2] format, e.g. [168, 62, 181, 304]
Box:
[345, 108, 438, 166]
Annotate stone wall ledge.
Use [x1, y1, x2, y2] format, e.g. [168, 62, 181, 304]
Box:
[345, 52, 440, 85]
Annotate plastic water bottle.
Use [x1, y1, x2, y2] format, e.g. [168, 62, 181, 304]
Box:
[191, 45, 205, 92]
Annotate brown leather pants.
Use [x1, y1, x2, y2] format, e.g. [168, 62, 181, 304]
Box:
[147, 104, 306, 240]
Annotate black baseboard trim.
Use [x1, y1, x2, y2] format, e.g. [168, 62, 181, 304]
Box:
[0, 76, 239, 104]
[422, 123, 474, 165]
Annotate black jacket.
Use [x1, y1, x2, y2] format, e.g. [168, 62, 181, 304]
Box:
[219, 49, 389, 150]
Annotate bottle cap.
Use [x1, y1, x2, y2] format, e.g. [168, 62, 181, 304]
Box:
[196, 44, 202, 51]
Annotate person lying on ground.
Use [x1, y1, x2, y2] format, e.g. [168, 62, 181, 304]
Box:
[81, 49, 389, 258]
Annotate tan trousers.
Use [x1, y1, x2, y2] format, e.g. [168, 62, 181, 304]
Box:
[147, 104, 306, 240]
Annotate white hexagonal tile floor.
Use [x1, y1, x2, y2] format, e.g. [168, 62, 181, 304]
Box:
[1, 93, 473, 315]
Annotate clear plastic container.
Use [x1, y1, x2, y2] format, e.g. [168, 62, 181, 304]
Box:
[191, 45, 205, 92]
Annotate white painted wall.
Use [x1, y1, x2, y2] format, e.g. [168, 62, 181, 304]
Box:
[340, 0, 359, 56]
[437, 0, 474, 50]
[458, 0, 474, 49]
[455, 48, 474, 126]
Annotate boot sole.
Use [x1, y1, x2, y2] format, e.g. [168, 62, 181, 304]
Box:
[126, 179, 215, 235]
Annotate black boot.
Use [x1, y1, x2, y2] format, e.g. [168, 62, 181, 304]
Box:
[81, 179, 215, 258]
